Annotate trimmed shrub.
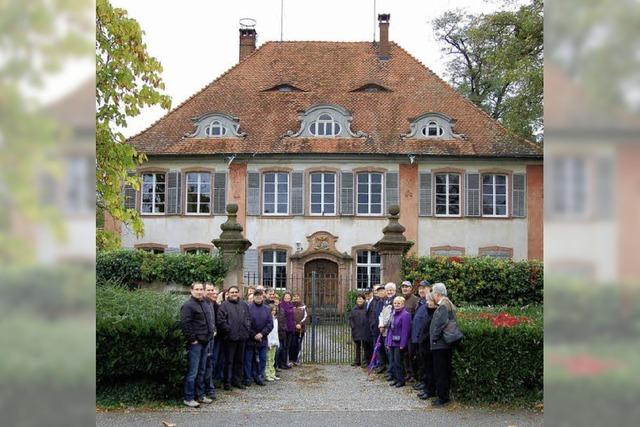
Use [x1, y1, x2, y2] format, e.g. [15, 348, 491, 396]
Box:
[453, 305, 543, 403]
[97, 249, 227, 287]
[96, 283, 186, 393]
[402, 255, 543, 306]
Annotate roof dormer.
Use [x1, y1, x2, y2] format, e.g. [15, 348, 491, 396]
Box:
[351, 83, 391, 93]
[185, 112, 245, 138]
[264, 83, 305, 92]
[401, 112, 463, 140]
[284, 104, 367, 139]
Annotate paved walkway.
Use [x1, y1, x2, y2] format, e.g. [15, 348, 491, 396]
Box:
[96, 365, 543, 427]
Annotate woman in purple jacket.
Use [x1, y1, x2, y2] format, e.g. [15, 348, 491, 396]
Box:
[385, 296, 412, 387]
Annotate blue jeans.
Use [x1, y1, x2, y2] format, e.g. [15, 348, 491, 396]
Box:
[184, 341, 209, 401]
[244, 344, 268, 383]
[204, 339, 217, 397]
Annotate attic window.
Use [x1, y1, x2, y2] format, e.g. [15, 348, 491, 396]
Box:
[265, 84, 303, 92]
[351, 83, 390, 93]
[422, 121, 444, 137]
[205, 120, 227, 137]
[309, 114, 342, 137]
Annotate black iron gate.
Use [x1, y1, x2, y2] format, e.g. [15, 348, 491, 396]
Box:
[302, 272, 352, 364]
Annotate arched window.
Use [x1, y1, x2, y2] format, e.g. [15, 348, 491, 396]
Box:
[205, 120, 227, 137]
[309, 114, 341, 137]
[422, 121, 444, 137]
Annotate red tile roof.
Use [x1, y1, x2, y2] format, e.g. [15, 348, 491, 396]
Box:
[128, 41, 542, 158]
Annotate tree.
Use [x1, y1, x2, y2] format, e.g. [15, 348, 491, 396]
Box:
[96, 0, 171, 238]
[433, 0, 543, 141]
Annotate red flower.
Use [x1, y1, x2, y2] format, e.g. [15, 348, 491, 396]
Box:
[478, 312, 529, 328]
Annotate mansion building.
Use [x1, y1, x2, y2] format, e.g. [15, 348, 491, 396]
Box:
[113, 16, 544, 290]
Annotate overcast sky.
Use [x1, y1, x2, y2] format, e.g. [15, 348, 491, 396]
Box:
[110, 0, 515, 137]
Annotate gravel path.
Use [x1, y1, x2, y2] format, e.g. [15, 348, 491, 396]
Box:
[97, 364, 543, 426]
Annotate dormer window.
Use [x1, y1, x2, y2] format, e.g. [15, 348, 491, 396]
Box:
[263, 83, 304, 92]
[284, 104, 368, 139]
[351, 83, 391, 93]
[422, 121, 444, 137]
[309, 114, 342, 137]
[401, 112, 462, 140]
[186, 112, 245, 138]
[205, 120, 227, 137]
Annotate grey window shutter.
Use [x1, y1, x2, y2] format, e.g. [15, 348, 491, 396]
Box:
[340, 171, 354, 215]
[419, 172, 432, 216]
[465, 173, 481, 216]
[213, 172, 227, 215]
[385, 171, 399, 214]
[512, 173, 527, 217]
[291, 171, 304, 215]
[166, 170, 181, 215]
[595, 157, 614, 219]
[243, 248, 259, 286]
[123, 172, 137, 210]
[247, 171, 261, 215]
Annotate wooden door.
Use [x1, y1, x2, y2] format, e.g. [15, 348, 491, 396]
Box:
[304, 259, 339, 309]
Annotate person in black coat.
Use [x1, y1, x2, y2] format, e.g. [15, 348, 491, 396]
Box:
[416, 292, 438, 399]
[217, 286, 252, 390]
[180, 282, 215, 407]
[349, 294, 372, 366]
[244, 290, 274, 386]
[362, 288, 375, 364]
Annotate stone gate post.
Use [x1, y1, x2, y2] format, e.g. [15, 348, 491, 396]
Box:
[373, 205, 413, 285]
[212, 204, 252, 291]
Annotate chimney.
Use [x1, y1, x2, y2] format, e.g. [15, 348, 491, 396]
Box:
[378, 14, 390, 59]
[239, 27, 257, 61]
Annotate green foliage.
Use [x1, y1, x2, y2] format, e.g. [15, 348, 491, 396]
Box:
[96, 0, 171, 237]
[454, 305, 543, 403]
[96, 249, 227, 286]
[433, 0, 543, 140]
[402, 255, 543, 306]
[96, 229, 121, 252]
[96, 283, 186, 392]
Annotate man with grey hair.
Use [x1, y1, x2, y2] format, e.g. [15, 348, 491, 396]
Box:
[429, 282, 456, 406]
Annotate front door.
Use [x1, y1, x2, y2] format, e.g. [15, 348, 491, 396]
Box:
[304, 259, 339, 309]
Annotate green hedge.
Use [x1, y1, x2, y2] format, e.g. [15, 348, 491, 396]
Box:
[96, 249, 227, 287]
[453, 305, 543, 403]
[96, 283, 185, 393]
[402, 255, 543, 306]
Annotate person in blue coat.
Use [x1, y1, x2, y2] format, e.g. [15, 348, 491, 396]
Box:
[244, 290, 274, 386]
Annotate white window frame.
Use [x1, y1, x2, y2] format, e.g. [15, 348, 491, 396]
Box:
[205, 120, 227, 137]
[481, 174, 509, 217]
[141, 173, 166, 215]
[309, 114, 341, 137]
[65, 156, 92, 213]
[309, 172, 337, 216]
[262, 249, 287, 290]
[356, 172, 384, 216]
[185, 172, 211, 216]
[434, 173, 461, 217]
[552, 157, 589, 219]
[183, 247, 212, 255]
[262, 172, 289, 215]
[355, 250, 381, 289]
[421, 121, 444, 137]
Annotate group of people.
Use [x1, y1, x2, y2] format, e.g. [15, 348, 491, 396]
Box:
[179, 283, 307, 408]
[348, 280, 458, 406]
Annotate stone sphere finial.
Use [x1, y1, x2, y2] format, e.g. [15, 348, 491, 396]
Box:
[227, 204, 238, 214]
[388, 205, 400, 216]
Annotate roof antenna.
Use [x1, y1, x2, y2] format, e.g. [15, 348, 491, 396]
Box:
[373, 0, 377, 42]
[280, 0, 284, 42]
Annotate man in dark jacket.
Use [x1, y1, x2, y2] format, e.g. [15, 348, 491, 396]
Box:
[243, 290, 273, 386]
[429, 283, 456, 406]
[217, 286, 252, 390]
[400, 281, 420, 381]
[417, 293, 438, 400]
[180, 282, 215, 407]
[203, 283, 219, 400]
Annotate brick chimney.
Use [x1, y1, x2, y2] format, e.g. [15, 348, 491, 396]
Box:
[378, 14, 390, 59]
[239, 28, 257, 61]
